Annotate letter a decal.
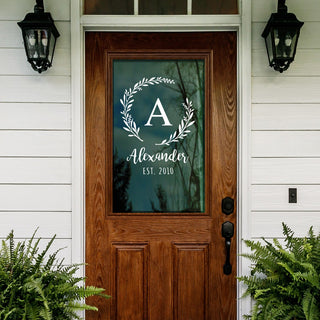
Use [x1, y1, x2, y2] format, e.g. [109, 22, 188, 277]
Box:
[144, 98, 172, 127]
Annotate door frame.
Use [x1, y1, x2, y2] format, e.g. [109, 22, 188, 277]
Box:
[70, 1, 252, 318]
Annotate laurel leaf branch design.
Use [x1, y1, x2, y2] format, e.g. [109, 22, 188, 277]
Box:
[120, 77, 175, 142]
[156, 98, 195, 146]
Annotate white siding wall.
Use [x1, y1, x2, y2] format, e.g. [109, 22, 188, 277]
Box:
[0, 0, 71, 263]
[252, 0, 320, 239]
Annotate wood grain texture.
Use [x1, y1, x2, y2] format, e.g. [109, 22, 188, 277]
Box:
[210, 32, 237, 320]
[112, 244, 149, 320]
[173, 243, 209, 320]
[85, 32, 108, 320]
[86, 32, 237, 320]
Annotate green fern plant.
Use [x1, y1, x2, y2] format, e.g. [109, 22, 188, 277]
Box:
[0, 230, 110, 320]
[239, 223, 320, 320]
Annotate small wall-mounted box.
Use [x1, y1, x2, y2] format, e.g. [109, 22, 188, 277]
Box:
[289, 188, 297, 203]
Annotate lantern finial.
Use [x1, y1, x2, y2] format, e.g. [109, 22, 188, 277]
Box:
[35, 0, 44, 13]
[278, 0, 287, 14]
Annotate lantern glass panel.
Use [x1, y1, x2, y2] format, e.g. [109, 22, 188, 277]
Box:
[48, 32, 56, 64]
[265, 31, 274, 64]
[24, 29, 50, 61]
[273, 27, 298, 60]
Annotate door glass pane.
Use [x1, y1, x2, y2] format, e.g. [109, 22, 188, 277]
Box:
[192, 0, 238, 14]
[113, 60, 205, 213]
[139, 0, 187, 14]
[84, 0, 134, 14]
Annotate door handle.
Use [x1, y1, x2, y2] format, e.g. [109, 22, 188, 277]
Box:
[222, 221, 234, 275]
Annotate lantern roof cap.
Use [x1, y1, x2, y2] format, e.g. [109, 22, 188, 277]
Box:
[262, 10, 304, 39]
[17, 10, 60, 38]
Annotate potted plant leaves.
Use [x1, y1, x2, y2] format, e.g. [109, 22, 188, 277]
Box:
[0, 230, 110, 319]
[239, 223, 320, 320]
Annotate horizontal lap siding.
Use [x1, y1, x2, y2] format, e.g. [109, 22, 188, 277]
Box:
[0, 212, 71, 238]
[0, 0, 70, 21]
[0, 131, 71, 156]
[0, 103, 71, 129]
[0, 1, 71, 262]
[251, 0, 320, 239]
[252, 104, 320, 130]
[0, 158, 71, 183]
[252, 158, 320, 184]
[0, 49, 71, 76]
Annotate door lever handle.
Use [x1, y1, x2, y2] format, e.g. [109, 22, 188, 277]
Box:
[222, 221, 234, 275]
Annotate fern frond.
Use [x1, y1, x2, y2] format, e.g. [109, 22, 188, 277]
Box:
[302, 289, 320, 320]
[239, 224, 320, 320]
[0, 230, 110, 320]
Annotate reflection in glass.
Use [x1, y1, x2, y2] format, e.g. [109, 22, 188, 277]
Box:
[192, 0, 238, 14]
[139, 0, 187, 15]
[113, 60, 205, 213]
[84, 0, 134, 14]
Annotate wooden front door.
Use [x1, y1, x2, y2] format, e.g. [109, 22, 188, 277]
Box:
[85, 32, 237, 320]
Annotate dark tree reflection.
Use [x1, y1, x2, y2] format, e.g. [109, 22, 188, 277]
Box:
[150, 185, 168, 212]
[152, 60, 205, 212]
[113, 151, 132, 212]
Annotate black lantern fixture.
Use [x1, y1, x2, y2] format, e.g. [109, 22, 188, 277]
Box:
[261, 0, 304, 73]
[18, 0, 60, 73]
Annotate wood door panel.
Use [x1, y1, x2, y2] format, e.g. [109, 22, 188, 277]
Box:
[173, 243, 209, 320]
[86, 32, 237, 320]
[112, 243, 149, 320]
[107, 219, 212, 242]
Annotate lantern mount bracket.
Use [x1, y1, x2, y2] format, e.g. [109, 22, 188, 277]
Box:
[34, 0, 44, 13]
[278, 0, 287, 14]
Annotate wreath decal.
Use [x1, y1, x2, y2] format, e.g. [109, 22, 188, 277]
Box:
[156, 98, 194, 146]
[120, 77, 195, 145]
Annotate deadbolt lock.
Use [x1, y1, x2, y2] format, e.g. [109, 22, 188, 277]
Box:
[222, 197, 234, 215]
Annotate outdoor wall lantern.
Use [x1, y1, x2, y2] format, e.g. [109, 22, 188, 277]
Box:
[18, 0, 60, 73]
[261, 0, 304, 73]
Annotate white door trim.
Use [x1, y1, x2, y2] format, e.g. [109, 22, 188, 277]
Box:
[71, 1, 252, 318]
